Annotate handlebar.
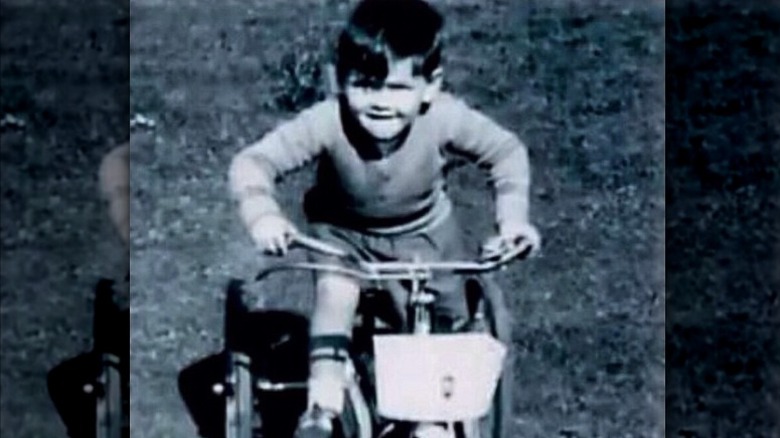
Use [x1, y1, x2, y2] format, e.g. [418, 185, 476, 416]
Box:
[255, 232, 530, 282]
[290, 233, 350, 258]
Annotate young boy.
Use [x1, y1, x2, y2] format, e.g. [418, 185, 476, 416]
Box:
[229, 0, 540, 436]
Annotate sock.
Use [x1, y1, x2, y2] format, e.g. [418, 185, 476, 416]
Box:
[307, 335, 351, 414]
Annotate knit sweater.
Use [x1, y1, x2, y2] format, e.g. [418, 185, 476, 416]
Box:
[229, 93, 531, 235]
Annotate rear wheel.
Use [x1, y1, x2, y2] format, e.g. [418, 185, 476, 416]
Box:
[221, 352, 373, 438]
[96, 353, 123, 438]
[223, 352, 255, 438]
[335, 371, 374, 438]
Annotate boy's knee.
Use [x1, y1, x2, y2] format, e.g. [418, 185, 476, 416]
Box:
[316, 275, 361, 305]
[311, 274, 362, 334]
[429, 277, 469, 311]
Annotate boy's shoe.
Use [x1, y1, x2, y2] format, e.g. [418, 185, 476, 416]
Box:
[307, 361, 347, 413]
[412, 423, 453, 438]
[295, 405, 338, 438]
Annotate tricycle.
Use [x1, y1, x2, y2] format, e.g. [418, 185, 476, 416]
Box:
[210, 233, 529, 438]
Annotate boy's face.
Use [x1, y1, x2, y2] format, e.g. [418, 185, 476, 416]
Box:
[342, 57, 440, 141]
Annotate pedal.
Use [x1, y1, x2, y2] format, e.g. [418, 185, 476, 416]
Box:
[294, 406, 335, 438]
[463, 314, 489, 334]
[295, 423, 332, 438]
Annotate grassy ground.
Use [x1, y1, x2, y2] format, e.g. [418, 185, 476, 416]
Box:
[128, 1, 663, 437]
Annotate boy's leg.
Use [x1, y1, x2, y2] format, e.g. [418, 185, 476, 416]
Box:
[296, 223, 367, 437]
[392, 214, 471, 331]
[307, 272, 361, 414]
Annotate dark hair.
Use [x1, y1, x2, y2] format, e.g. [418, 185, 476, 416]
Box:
[335, 0, 444, 85]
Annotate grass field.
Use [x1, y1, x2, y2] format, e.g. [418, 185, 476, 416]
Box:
[128, 1, 664, 437]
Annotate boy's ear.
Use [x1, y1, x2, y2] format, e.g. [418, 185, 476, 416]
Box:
[324, 63, 340, 95]
[422, 67, 444, 104]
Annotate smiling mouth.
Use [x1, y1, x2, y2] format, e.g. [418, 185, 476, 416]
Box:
[365, 113, 396, 120]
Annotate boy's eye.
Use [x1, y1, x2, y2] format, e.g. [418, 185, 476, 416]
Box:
[353, 78, 377, 88]
[347, 75, 380, 89]
[349, 79, 412, 91]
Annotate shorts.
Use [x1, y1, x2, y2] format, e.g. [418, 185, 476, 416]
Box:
[308, 212, 470, 332]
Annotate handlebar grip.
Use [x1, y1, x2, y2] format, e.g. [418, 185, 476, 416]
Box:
[515, 243, 534, 260]
[479, 241, 533, 265]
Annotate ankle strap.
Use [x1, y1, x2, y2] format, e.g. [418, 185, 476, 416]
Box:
[309, 334, 350, 363]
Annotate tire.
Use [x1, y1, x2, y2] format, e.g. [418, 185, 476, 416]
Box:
[244, 352, 371, 438]
[225, 352, 255, 438]
[340, 364, 374, 438]
[465, 276, 514, 438]
[96, 353, 124, 438]
[93, 280, 128, 438]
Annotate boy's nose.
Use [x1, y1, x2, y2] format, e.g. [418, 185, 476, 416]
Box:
[369, 101, 392, 112]
[368, 98, 394, 115]
[368, 90, 398, 110]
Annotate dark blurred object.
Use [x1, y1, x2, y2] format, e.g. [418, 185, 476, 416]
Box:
[179, 279, 310, 438]
[47, 279, 129, 438]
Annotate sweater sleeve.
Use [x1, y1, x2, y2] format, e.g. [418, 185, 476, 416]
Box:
[439, 96, 532, 234]
[99, 143, 129, 199]
[98, 143, 130, 243]
[228, 101, 333, 228]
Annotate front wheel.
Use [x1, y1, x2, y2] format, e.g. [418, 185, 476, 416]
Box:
[354, 278, 514, 438]
[308, 358, 373, 438]
[334, 371, 374, 438]
[465, 276, 514, 438]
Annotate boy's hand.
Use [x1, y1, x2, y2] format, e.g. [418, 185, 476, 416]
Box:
[250, 215, 299, 256]
[480, 223, 541, 262]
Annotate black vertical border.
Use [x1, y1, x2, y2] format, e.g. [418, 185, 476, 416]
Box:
[666, 1, 780, 436]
